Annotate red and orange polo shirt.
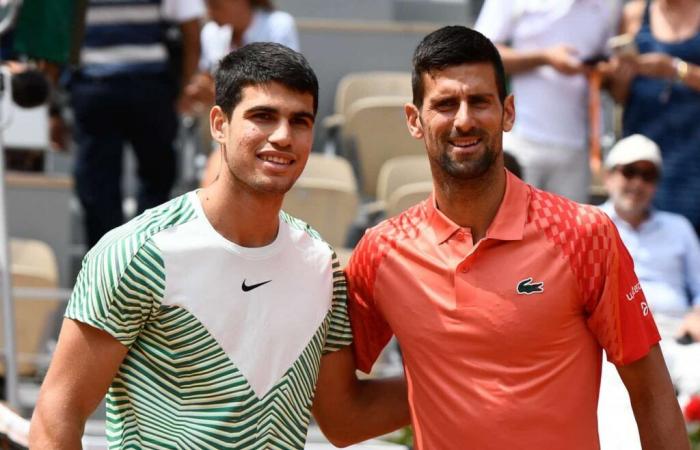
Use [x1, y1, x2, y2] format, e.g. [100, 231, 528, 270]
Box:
[345, 171, 659, 450]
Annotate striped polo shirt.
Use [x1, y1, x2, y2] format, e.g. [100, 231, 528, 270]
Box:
[66, 192, 353, 449]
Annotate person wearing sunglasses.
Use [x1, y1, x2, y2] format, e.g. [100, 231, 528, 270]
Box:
[601, 133, 700, 336]
[599, 134, 700, 414]
[601, 134, 700, 341]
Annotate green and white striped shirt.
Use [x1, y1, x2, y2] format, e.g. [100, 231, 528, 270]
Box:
[66, 192, 353, 449]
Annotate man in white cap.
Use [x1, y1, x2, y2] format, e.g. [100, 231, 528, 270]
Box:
[598, 134, 700, 448]
[600, 134, 700, 402]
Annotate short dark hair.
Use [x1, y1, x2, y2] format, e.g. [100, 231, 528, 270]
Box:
[411, 25, 507, 108]
[215, 42, 319, 118]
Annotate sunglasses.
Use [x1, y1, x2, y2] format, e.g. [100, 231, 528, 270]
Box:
[617, 165, 659, 183]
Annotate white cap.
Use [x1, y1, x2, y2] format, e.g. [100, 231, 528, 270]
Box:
[605, 134, 662, 170]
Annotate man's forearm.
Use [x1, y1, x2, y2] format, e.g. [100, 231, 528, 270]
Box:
[630, 390, 690, 450]
[496, 44, 549, 74]
[179, 18, 201, 91]
[29, 390, 86, 449]
[620, 346, 691, 450]
[318, 376, 410, 447]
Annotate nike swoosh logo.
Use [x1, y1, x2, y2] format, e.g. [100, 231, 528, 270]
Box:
[241, 279, 272, 292]
[517, 277, 544, 295]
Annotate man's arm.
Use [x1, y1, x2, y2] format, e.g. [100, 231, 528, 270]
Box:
[29, 319, 128, 449]
[617, 344, 690, 450]
[496, 43, 584, 75]
[179, 18, 200, 87]
[312, 345, 410, 448]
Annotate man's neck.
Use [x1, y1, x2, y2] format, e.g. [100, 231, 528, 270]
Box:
[614, 205, 651, 230]
[198, 177, 283, 248]
[433, 166, 507, 243]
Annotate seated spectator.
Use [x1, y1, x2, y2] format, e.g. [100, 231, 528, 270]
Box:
[597, 133, 700, 447]
[600, 134, 700, 340]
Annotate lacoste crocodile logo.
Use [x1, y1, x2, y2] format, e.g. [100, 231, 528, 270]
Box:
[241, 279, 272, 292]
[516, 278, 544, 295]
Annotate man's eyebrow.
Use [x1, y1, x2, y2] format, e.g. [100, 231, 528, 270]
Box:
[291, 111, 316, 122]
[245, 105, 314, 122]
[429, 93, 458, 104]
[245, 105, 278, 115]
[468, 92, 495, 100]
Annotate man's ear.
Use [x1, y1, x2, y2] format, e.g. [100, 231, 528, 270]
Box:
[502, 94, 515, 132]
[210, 105, 228, 144]
[405, 102, 424, 140]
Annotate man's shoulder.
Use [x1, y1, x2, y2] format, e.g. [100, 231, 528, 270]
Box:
[349, 201, 429, 272]
[86, 194, 196, 267]
[364, 201, 429, 246]
[653, 210, 697, 235]
[528, 187, 614, 241]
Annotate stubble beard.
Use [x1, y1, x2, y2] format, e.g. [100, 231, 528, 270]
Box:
[435, 129, 499, 183]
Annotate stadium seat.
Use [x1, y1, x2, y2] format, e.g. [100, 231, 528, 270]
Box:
[0, 239, 60, 377]
[282, 154, 359, 263]
[342, 96, 425, 198]
[366, 155, 431, 215]
[323, 71, 412, 130]
[322, 71, 412, 157]
[385, 181, 433, 218]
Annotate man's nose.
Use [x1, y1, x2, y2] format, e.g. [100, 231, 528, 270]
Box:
[454, 101, 474, 132]
[268, 120, 292, 146]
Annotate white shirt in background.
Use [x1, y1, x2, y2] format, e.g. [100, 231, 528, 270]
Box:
[475, 0, 621, 149]
[200, 9, 300, 72]
[600, 201, 700, 319]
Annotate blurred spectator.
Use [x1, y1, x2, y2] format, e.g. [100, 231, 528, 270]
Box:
[608, 0, 700, 235]
[201, 0, 299, 72]
[475, 0, 623, 203]
[184, 0, 299, 112]
[600, 134, 700, 341]
[188, 0, 300, 187]
[70, 0, 204, 248]
[598, 135, 700, 433]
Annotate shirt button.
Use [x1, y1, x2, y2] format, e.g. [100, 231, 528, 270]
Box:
[460, 266, 469, 273]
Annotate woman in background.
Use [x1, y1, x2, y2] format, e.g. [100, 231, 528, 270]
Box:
[609, 0, 700, 235]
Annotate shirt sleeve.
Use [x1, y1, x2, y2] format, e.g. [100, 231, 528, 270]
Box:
[344, 231, 394, 374]
[681, 217, 700, 308]
[65, 239, 162, 347]
[162, 0, 205, 23]
[474, 0, 517, 44]
[323, 251, 354, 354]
[270, 12, 300, 52]
[585, 217, 660, 366]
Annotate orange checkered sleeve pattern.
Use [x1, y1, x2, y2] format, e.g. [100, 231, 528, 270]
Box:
[530, 190, 660, 366]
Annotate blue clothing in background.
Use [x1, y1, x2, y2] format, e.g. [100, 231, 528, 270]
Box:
[601, 201, 700, 318]
[623, 1, 700, 233]
[73, 0, 177, 247]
